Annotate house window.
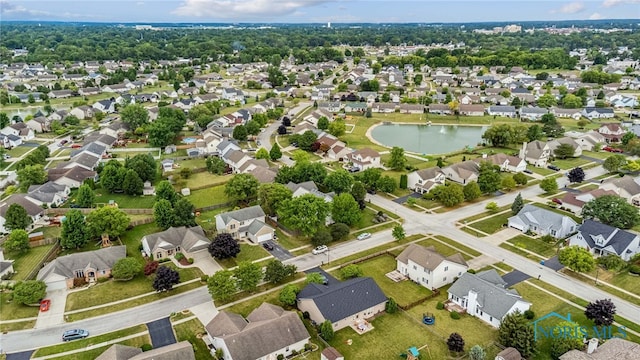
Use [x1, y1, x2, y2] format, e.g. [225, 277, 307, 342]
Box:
[157, 252, 162, 258]
[101, 270, 106, 275]
[443, 277, 446, 282]
[413, 265, 417, 270]
[75, 270, 84, 278]
[551, 230, 556, 236]
[489, 316, 493, 322]
[230, 224, 235, 230]
[444, 266, 448, 271]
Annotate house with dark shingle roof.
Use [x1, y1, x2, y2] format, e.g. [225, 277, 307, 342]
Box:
[95, 341, 196, 360]
[48, 166, 97, 188]
[141, 226, 210, 260]
[396, 244, 468, 289]
[568, 220, 640, 261]
[0, 194, 44, 234]
[215, 205, 274, 243]
[448, 270, 531, 328]
[0, 250, 15, 279]
[297, 277, 387, 331]
[26, 181, 70, 208]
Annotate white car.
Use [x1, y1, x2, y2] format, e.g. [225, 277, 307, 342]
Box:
[312, 245, 328, 255]
[357, 232, 372, 240]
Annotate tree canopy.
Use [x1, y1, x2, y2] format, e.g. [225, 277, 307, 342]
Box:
[582, 195, 640, 229]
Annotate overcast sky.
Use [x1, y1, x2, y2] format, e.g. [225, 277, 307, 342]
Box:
[1, 0, 639, 23]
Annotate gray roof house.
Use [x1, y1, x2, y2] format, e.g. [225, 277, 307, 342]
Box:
[26, 181, 70, 208]
[559, 338, 640, 360]
[37, 246, 126, 291]
[519, 140, 551, 167]
[508, 204, 578, 238]
[215, 205, 274, 243]
[0, 250, 15, 279]
[205, 303, 310, 360]
[95, 341, 196, 360]
[441, 160, 479, 185]
[407, 167, 446, 194]
[297, 277, 387, 331]
[0, 194, 45, 234]
[568, 220, 640, 261]
[448, 270, 531, 328]
[141, 226, 210, 259]
[599, 176, 640, 205]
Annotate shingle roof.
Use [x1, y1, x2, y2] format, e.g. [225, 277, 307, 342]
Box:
[70, 142, 106, 158]
[0, 194, 44, 217]
[217, 205, 265, 225]
[559, 338, 640, 360]
[396, 244, 467, 271]
[508, 204, 576, 232]
[413, 167, 444, 180]
[448, 270, 528, 319]
[48, 166, 96, 184]
[297, 277, 387, 323]
[95, 344, 143, 360]
[142, 226, 210, 254]
[37, 246, 126, 281]
[128, 341, 195, 360]
[575, 220, 639, 256]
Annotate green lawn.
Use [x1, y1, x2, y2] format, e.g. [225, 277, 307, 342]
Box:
[184, 185, 229, 209]
[506, 235, 558, 258]
[120, 223, 163, 260]
[176, 172, 232, 190]
[550, 157, 591, 170]
[224, 290, 283, 317]
[467, 212, 511, 235]
[460, 205, 512, 223]
[273, 228, 309, 250]
[528, 166, 556, 176]
[62, 187, 157, 209]
[560, 269, 640, 306]
[6, 145, 35, 158]
[415, 238, 474, 261]
[414, 197, 441, 210]
[0, 320, 36, 332]
[32, 226, 62, 239]
[500, 243, 546, 261]
[0, 292, 39, 320]
[433, 235, 482, 257]
[173, 319, 211, 360]
[582, 150, 612, 160]
[217, 243, 271, 268]
[6, 244, 56, 281]
[32, 324, 149, 357]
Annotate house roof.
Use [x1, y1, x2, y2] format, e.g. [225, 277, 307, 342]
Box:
[521, 106, 548, 114]
[575, 220, 639, 257]
[448, 270, 528, 320]
[48, 166, 96, 184]
[349, 148, 380, 160]
[205, 303, 310, 360]
[559, 338, 640, 360]
[496, 347, 522, 360]
[142, 226, 210, 254]
[321, 347, 344, 360]
[70, 142, 106, 158]
[605, 176, 640, 196]
[246, 166, 277, 184]
[561, 189, 616, 208]
[37, 246, 126, 281]
[95, 344, 143, 360]
[71, 152, 101, 169]
[27, 181, 67, 203]
[0, 194, 44, 217]
[127, 341, 195, 360]
[508, 204, 577, 232]
[216, 205, 265, 225]
[443, 160, 479, 180]
[297, 277, 387, 323]
[396, 244, 467, 271]
[474, 153, 523, 168]
[488, 105, 517, 112]
[413, 167, 444, 181]
[524, 140, 548, 159]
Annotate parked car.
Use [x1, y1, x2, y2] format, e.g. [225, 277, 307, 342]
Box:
[348, 167, 360, 173]
[552, 198, 563, 205]
[523, 169, 533, 174]
[547, 165, 560, 171]
[71, 144, 82, 149]
[603, 146, 624, 153]
[262, 242, 274, 251]
[367, 188, 377, 195]
[62, 329, 89, 341]
[59, 140, 68, 146]
[312, 245, 328, 255]
[357, 232, 372, 240]
[40, 299, 51, 312]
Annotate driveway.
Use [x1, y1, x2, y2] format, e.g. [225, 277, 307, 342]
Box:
[580, 155, 604, 164]
[189, 302, 218, 327]
[501, 270, 531, 287]
[543, 255, 564, 271]
[304, 267, 340, 286]
[265, 240, 293, 261]
[6, 351, 34, 360]
[393, 192, 422, 204]
[35, 289, 67, 329]
[191, 250, 222, 275]
[146, 317, 176, 348]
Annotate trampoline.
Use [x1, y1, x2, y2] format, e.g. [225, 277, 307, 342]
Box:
[422, 313, 435, 325]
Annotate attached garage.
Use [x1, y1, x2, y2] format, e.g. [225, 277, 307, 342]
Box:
[41, 273, 69, 291]
[256, 233, 273, 243]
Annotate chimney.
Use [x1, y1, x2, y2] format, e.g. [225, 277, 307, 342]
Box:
[587, 338, 599, 354]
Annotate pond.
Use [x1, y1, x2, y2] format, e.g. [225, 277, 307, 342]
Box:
[370, 124, 487, 155]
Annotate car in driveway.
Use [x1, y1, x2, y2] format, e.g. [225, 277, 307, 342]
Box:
[40, 299, 51, 312]
[552, 198, 563, 205]
[262, 242, 274, 251]
[62, 329, 89, 341]
[312, 245, 328, 255]
[523, 169, 533, 174]
[547, 165, 560, 171]
[357, 232, 372, 240]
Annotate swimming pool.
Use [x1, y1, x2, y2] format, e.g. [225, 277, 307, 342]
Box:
[181, 137, 197, 144]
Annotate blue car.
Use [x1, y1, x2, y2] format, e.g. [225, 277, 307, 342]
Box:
[62, 329, 89, 341]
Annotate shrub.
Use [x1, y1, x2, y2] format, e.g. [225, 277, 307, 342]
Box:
[188, 258, 194, 264]
[73, 277, 87, 288]
[436, 302, 445, 310]
[450, 311, 461, 320]
[141, 344, 153, 351]
[304, 343, 312, 351]
[175, 252, 185, 261]
[629, 265, 640, 275]
[467, 269, 477, 274]
[97, 277, 110, 283]
[302, 311, 310, 319]
[144, 261, 159, 276]
[277, 355, 284, 360]
[158, 258, 171, 263]
[201, 275, 209, 283]
[524, 310, 536, 320]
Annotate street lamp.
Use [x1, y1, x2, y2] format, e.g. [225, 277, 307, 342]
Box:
[326, 249, 330, 266]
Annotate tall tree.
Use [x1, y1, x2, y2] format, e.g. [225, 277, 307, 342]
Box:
[511, 193, 524, 215]
[540, 177, 558, 193]
[75, 183, 95, 208]
[206, 156, 227, 174]
[477, 162, 502, 194]
[122, 169, 144, 195]
[86, 207, 130, 239]
[224, 174, 259, 204]
[61, 209, 88, 249]
[603, 154, 627, 173]
[17, 164, 47, 192]
[269, 143, 282, 161]
[257, 183, 293, 217]
[376, 176, 398, 193]
[255, 148, 269, 160]
[264, 260, 296, 284]
[207, 269, 237, 302]
[463, 181, 482, 201]
[124, 154, 157, 182]
[567, 167, 585, 183]
[317, 116, 329, 130]
[120, 103, 149, 130]
[208, 233, 240, 259]
[279, 284, 300, 306]
[351, 181, 366, 203]
[498, 311, 536, 358]
[173, 198, 196, 227]
[111, 258, 143, 280]
[277, 194, 331, 237]
[152, 266, 180, 292]
[155, 180, 178, 204]
[558, 246, 596, 273]
[582, 195, 640, 229]
[584, 299, 616, 326]
[447, 333, 465, 353]
[554, 143, 575, 159]
[331, 193, 361, 226]
[320, 320, 335, 341]
[13, 280, 46, 305]
[4, 204, 32, 231]
[386, 147, 407, 171]
[232, 124, 248, 141]
[4, 229, 30, 253]
[550, 321, 585, 359]
[234, 261, 263, 293]
[324, 169, 354, 194]
[153, 199, 175, 230]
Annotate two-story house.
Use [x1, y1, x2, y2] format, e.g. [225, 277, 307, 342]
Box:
[599, 177, 640, 206]
[396, 244, 468, 290]
[215, 205, 274, 243]
[26, 182, 70, 208]
[569, 220, 640, 261]
[441, 161, 479, 185]
[345, 148, 381, 171]
[407, 167, 446, 194]
[1, 122, 34, 141]
[473, 153, 527, 173]
[548, 137, 583, 158]
[519, 141, 551, 167]
[598, 123, 625, 143]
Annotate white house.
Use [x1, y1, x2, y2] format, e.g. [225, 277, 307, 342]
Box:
[474, 153, 527, 173]
[598, 123, 625, 143]
[1, 122, 34, 141]
[548, 137, 583, 158]
[568, 220, 640, 261]
[215, 205, 274, 243]
[583, 107, 615, 120]
[0, 194, 44, 234]
[519, 141, 551, 167]
[205, 303, 310, 360]
[487, 105, 517, 117]
[26, 182, 70, 208]
[560, 189, 617, 216]
[345, 148, 381, 171]
[448, 270, 531, 328]
[407, 167, 446, 194]
[442, 161, 479, 185]
[508, 204, 578, 238]
[599, 176, 640, 206]
[396, 244, 468, 289]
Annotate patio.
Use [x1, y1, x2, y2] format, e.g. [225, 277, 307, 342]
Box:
[385, 270, 407, 283]
[444, 300, 466, 314]
[350, 319, 374, 335]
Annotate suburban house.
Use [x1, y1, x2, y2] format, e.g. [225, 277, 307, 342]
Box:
[215, 205, 274, 243]
[92, 100, 116, 114]
[205, 303, 310, 360]
[519, 106, 548, 121]
[407, 167, 446, 194]
[95, 341, 196, 360]
[0, 194, 45, 234]
[297, 277, 387, 331]
[396, 244, 468, 289]
[1, 122, 34, 141]
[583, 107, 615, 120]
[459, 104, 485, 116]
[47, 166, 97, 188]
[321, 348, 344, 360]
[0, 250, 15, 279]
[447, 270, 531, 328]
[519, 141, 551, 167]
[570, 131, 606, 151]
[428, 104, 452, 115]
[441, 160, 479, 184]
[548, 137, 583, 158]
[487, 105, 517, 117]
[37, 246, 126, 291]
[599, 176, 640, 205]
[597, 123, 625, 142]
[559, 337, 640, 360]
[560, 189, 617, 215]
[141, 226, 210, 260]
[69, 105, 94, 120]
[26, 182, 70, 208]
[552, 107, 583, 120]
[474, 153, 527, 173]
[26, 116, 50, 133]
[345, 148, 381, 171]
[0, 133, 22, 149]
[508, 204, 578, 238]
[568, 220, 640, 261]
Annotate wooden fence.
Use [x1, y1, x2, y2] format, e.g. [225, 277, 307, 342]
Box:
[398, 289, 441, 311]
[45, 208, 154, 215]
[24, 240, 60, 281]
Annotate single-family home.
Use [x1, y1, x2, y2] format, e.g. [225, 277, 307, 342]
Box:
[552, 107, 583, 120]
[396, 244, 468, 289]
[428, 104, 452, 115]
[407, 167, 446, 194]
[598, 123, 625, 143]
[399, 104, 425, 114]
[570, 131, 606, 151]
[205, 303, 310, 360]
[568, 220, 640, 261]
[548, 137, 583, 158]
[141, 226, 210, 260]
[487, 105, 517, 117]
[583, 107, 615, 120]
[222, 149, 252, 174]
[561, 189, 617, 215]
[508, 204, 578, 238]
[599, 176, 640, 206]
[1, 122, 34, 141]
[447, 270, 531, 328]
[26, 182, 70, 208]
[92, 100, 116, 114]
[37, 246, 126, 291]
[371, 102, 397, 113]
[441, 160, 479, 184]
[0, 133, 22, 148]
[519, 141, 551, 167]
[474, 153, 527, 173]
[345, 148, 381, 171]
[519, 106, 548, 121]
[287, 181, 334, 204]
[26, 116, 50, 133]
[215, 205, 274, 243]
[297, 277, 387, 331]
[47, 166, 97, 188]
[0, 250, 15, 279]
[559, 337, 640, 360]
[459, 104, 485, 117]
[69, 105, 94, 120]
[95, 341, 196, 360]
[0, 194, 45, 234]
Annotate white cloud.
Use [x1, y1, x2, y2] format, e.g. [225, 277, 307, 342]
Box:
[589, 12, 603, 19]
[602, 0, 640, 7]
[0, 0, 52, 17]
[172, 0, 333, 19]
[550, 1, 585, 14]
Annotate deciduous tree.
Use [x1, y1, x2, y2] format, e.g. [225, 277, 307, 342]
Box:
[225, 174, 259, 203]
[4, 229, 30, 253]
[324, 169, 354, 194]
[567, 167, 585, 183]
[376, 176, 397, 193]
[120, 104, 149, 130]
[232, 124, 248, 141]
[17, 164, 47, 192]
[4, 204, 32, 231]
[122, 169, 144, 195]
[269, 143, 282, 161]
[152, 266, 180, 292]
[112, 258, 143, 280]
[234, 261, 263, 292]
[172, 198, 196, 227]
[478, 161, 502, 194]
[550, 321, 584, 360]
[554, 143, 575, 159]
[153, 199, 175, 230]
[278, 194, 330, 237]
[311, 228, 333, 246]
[317, 116, 329, 130]
[13, 280, 46, 305]
[585, 299, 616, 326]
[207, 269, 237, 302]
[558, 246, 596, 273]
[329, 223, 350, 241]
[463, 181, 482, 201]
[513, 173, 528, 186]
[331, 193, 361, 226]
[264, 260, 296, 284]
[582, 195, 640, 229]
[386, 147, 407, 171]
[208, 233, 240, 259]
[155, 180, 178, 204]
[61, 210, 88, 249]
[255, 148, 269, 160]
[206, 156, 226, 175]
[501, 176, 516, 191]
[328, 120, 346, 137]
[279, 284, 299, 306]
[603, 154, 626, 173]
[86, 207, 130, 239]
[76, 184, 95, 208]
[392, 224, 405, 241]
[540, 177, 558, 193]
[340, 264, 363, 279]
[320, 320, 334, 341]
[447, 333, 465, 353]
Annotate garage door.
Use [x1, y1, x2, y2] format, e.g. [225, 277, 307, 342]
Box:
[508, 221, 525, 231]
[257, 233, 272, 243]
[46, 280, 67, 292]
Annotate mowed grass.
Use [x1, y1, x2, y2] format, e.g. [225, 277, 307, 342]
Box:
[549, 157, 591, 170]
[184, 185, 229, 209]
[6, 243, 56, 281]
[43, 336, 151, 360]
[0, 292, 39, 320]
[217, 243, 271, 268]
[433, 235, 482, 257]
[92, 191, 156, 209]
[415, 238, 474, 261]
[0, 320, 36, 332]
[173, 319, 211, 360]
[176, 172, 232, 190]
[506, 235, 558, 258]
[467, 212, 511, 235]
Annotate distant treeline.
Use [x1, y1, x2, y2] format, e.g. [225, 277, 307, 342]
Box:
[1, 24, 639, 67]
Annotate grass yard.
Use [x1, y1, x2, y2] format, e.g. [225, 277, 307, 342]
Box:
[500, 243, 546, 261]
[414, 197, 441, 210]
[550, 157, 591, 170]
[325, 234, 425, 268]
[120, 223, 163, 260]
[175, 172, 232, 190]
[217, 243, 271, 268]
[273, 228, 310, 250]
[44, 337, 151, 360]
[461, 205, 512, 223]
[91, 191, 156, 209]
[224, 290, 283, 317]
[32, 226, 62, 239]
[415, 238, 474, 261]
[0, 320, 36, 332]
[467, 212, 511, 235]
[6, 145, 35, 158]
[506, 235, 558, 258]
[173, 319, 211, 360]
[433, 235, 482, 257]
[6, 243, 56, 281]
[582, 151, 612, 160]
[560, 269, 640, 306]
[184, 185, 229, 209]
[528, 166, 556, 176]
[340, 117, 387, 152]
[0, 292, 39, 320]
[32, 324, 149, 357]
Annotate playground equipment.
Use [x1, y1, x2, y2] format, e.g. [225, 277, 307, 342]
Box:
[400, 346, 420, 360]
[422, 313, 435, 325]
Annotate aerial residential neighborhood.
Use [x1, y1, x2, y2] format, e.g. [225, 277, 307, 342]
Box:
[0, 7, 640, 360]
